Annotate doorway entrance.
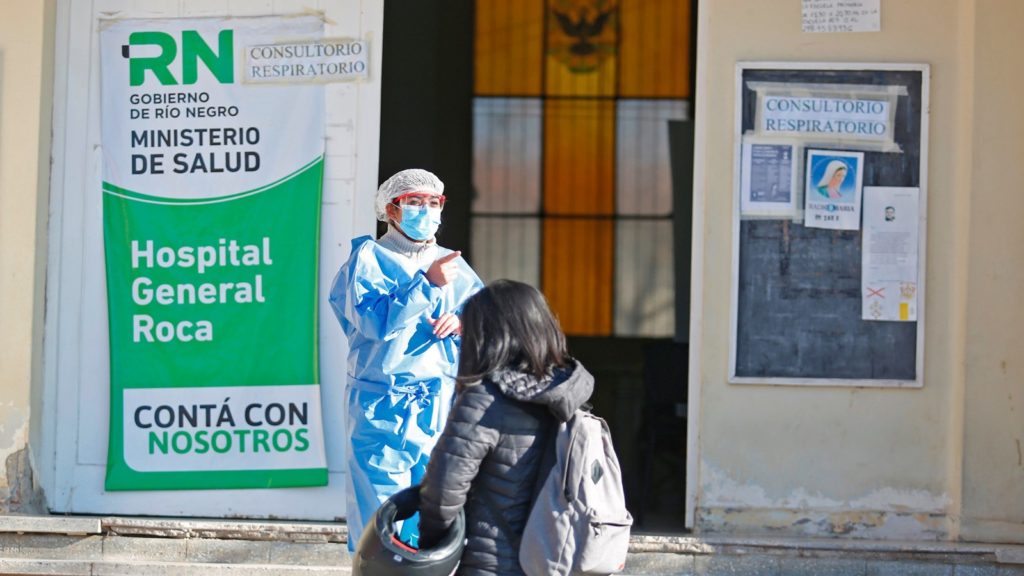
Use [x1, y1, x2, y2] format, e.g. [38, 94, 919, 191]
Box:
[378, 0, 696, 532]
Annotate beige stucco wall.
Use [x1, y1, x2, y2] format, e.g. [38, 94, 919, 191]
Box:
[960, 0, 1024, 544]
[0, 0, 55, 512]
[692, 0, 1021, 541]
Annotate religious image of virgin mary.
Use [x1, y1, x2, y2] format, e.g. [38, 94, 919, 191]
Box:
[815, 160, 849, 200]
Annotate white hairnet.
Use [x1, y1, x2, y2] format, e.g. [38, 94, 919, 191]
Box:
[374, 169, 445, 221]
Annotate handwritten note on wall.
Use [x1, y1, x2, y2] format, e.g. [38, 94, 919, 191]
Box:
[802, 0, 881, 33]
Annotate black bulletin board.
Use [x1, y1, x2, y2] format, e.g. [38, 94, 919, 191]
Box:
[729, 63, 928, 386]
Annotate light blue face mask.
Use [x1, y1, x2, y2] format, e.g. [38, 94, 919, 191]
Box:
[398, 206, 442, 241]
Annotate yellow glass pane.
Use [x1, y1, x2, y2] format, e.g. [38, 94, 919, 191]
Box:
[542, 219, 614, 336]
[545, 0, 618, 96]
[619, 0, 690, 98]
[543, 99, 615, 215]
[475, 0, 545, 96]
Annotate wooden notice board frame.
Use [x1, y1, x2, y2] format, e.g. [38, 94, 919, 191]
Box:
[728, 62, 929, 387]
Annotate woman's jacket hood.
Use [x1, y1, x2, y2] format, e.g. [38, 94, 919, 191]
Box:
[488, 360, 593, 422]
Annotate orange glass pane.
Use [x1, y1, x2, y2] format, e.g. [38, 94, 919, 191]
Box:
[475, 0, 545, 96]
[545, 0, 618, 96]
[543, 99, 615, 215]
[619, 0, 690, 98]
[542, 218, 614, 336]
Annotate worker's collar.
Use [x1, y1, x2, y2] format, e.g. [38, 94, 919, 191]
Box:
[379, 225, 436, 259]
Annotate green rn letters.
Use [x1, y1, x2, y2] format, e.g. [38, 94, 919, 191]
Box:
[128, 30, 234, 86]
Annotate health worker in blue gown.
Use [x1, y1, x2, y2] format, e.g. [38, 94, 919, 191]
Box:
[329, 168, 483, 551]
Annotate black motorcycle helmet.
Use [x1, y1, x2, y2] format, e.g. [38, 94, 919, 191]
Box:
[352, 485, 466, 576]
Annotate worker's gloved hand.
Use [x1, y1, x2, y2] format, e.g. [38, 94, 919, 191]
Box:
[426, 251, 461, 287]
[429, 313, 461, 338]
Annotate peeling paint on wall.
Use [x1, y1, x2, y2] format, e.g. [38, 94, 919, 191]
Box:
[0, 411, 43, 513]
[701, 462, 843, 509]
[698, 462, 951, 539]
[701, 462, 950, 512]
[3, 446, 44, 513]
[849, 486, 951, 512]
[0, 414, 30, 489]
[697, 506, 950, 540]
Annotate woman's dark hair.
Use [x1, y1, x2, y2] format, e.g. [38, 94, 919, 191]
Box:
[457, 280, 569, 384]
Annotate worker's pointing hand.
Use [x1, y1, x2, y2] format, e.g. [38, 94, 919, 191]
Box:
[426, 251, 461, 287]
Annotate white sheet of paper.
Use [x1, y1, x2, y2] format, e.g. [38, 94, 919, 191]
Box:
[802, 0, 881, 33]
[862, 186, 919, 321]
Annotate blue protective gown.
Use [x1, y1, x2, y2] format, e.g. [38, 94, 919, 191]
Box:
[329, 233, 483, 551]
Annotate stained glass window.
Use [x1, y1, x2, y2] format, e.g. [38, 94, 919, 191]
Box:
[472, 0, 691, 337]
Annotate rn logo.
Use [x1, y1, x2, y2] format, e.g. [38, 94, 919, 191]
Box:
[122, 30, 234, 86]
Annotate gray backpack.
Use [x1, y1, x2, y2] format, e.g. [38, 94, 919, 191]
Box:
[518, 409, 633, 576]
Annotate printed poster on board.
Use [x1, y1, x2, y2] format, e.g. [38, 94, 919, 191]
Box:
[740, 136, 800, 218]
[862, 187, 920, 321]
[100, 16, 328, 490]
[803, 149, 864, 230]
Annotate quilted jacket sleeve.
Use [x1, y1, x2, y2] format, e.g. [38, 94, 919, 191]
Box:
[418, 384, 500, 548]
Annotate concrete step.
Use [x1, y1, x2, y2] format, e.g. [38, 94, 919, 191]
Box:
[2, 515, 1024, 575]
[0, 558, 350, 576]
[0, 533, 350, 564]
[0, 517, 352, 576]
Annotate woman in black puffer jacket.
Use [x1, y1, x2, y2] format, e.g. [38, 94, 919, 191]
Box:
[417, 279, 594, 576]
